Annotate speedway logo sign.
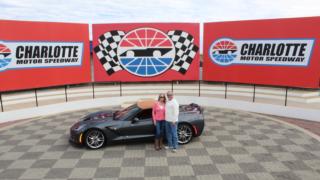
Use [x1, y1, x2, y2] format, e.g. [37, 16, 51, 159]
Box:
[0, 41, 83, 71]
[209, 38, 314, 66]
[94, 27, 198, 77]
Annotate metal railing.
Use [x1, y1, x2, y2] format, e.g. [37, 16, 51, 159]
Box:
[0, 81, 319, 112]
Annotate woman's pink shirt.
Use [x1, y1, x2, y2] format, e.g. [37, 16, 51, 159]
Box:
[152, 102, 166, 122]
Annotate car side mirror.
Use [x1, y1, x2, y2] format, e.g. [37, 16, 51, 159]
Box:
[132, 117, 139, 123]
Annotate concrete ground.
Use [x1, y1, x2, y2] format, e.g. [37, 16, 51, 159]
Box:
[0, 106, 319, 180]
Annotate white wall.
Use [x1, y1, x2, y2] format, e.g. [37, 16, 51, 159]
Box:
[0, 94, 319, 124]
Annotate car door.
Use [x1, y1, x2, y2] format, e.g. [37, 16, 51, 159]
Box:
[119, 108, 155, 140]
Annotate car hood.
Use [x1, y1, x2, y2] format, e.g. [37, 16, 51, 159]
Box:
[82, 110, 115, 122]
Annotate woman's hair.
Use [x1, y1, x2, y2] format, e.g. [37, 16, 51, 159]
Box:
[158, 93, 166, 103]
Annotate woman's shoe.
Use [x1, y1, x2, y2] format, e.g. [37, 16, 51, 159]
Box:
[154, 139, 160, 150]
[159, 138, 163, 150]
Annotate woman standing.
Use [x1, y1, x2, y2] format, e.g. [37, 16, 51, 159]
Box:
[152, 94, 166, 151]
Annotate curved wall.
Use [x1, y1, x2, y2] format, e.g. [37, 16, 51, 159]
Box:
[0, 81, 319, 123]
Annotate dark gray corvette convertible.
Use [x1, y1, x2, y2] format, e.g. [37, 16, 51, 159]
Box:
[69, 100, 205, 149]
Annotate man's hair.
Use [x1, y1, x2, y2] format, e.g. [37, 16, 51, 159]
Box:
[167, 91, 173, 96]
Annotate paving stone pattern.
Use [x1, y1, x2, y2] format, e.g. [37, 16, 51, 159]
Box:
[0, 107, 319, 180]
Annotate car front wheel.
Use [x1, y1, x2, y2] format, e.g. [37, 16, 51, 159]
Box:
[84, 129, 106, 149]
[178, 124, 193, 144]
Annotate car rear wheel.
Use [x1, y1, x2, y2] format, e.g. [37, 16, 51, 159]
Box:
[178, 124, 193, 144]
[84, 129, 105, 149]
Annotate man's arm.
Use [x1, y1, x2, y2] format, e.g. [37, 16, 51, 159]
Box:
[173, 100, 179, 123]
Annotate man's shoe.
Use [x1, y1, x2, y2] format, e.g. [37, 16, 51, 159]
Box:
[172, 149, 177, 153]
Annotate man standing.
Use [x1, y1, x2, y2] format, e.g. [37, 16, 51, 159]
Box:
[165, 91, 179, 152]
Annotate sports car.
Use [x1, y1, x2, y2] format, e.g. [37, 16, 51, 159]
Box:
[69, 99, 205, 149]
[120, 48, 173, 57]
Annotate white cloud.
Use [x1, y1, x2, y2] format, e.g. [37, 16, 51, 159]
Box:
[0, 0, 319, 52]
[1, 0, 318, 23]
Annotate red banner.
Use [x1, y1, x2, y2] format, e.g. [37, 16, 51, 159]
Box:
[92, 23, 200, 82]
[203, 17, 320, 88]
[0, 20, 91, 91]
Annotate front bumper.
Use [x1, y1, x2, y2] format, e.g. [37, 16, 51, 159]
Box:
[69, 129, 83, 144]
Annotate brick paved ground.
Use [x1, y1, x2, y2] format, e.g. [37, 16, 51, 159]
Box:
[273, 116, 320, 137]
[0, 106, 319, 180]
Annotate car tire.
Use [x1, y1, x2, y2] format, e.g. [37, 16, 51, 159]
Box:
[84, 129, 106, 149]
[178, 123, 193, 144]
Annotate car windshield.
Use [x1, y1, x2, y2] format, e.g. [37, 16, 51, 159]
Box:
[114, 104, 138, 120]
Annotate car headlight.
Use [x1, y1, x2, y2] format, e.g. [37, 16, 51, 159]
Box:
[71, 123, 86, 131]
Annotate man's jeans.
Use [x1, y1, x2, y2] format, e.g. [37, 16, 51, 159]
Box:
[165, 121, 178, 149]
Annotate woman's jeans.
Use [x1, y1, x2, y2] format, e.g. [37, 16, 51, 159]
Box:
[166, 121, 178, 149]
[155, 120, 165, 139]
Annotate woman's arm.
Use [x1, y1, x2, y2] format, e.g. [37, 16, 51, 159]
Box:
[152, 103, 157, 125]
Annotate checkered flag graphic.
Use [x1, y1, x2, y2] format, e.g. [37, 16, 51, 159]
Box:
[167, 30, 199, 74]
[94, 30, 125, 75]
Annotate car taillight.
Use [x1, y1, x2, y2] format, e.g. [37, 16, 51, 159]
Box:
[192, 125, 198, 136]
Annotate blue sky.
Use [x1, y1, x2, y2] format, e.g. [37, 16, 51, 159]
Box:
[0, 0, 319, 52]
